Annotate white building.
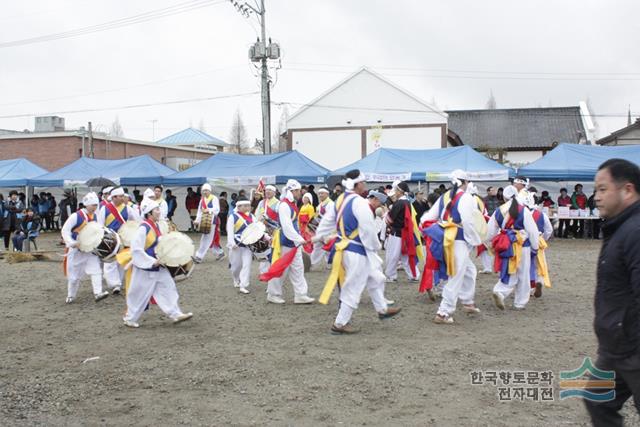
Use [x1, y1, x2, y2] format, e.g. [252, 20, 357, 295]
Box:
[285, 67, 450, 170]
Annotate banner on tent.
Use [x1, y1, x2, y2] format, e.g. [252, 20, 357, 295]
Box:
[207, 175, 276, 186]
[363, 172, 411, 182]
[423, 170, 509, 182]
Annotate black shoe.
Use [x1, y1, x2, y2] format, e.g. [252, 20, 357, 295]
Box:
[378, 307, 402, 320]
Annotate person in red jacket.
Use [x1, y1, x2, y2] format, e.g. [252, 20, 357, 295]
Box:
[571, 183, 588, 238]
[557, 188, 572, 238]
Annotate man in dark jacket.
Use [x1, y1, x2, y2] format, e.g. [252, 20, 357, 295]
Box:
[585, 158, 640, 425]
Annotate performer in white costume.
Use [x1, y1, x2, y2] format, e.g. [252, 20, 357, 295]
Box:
[193, 183, 224, 262]
[226, 197, 260, 294]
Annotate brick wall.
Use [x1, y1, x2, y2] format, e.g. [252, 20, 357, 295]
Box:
[0, 135, 211, 170]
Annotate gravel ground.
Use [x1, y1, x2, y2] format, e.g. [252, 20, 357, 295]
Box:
[1, 233, 638, 426]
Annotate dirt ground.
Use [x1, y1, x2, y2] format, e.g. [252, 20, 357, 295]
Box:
[1, 233, 638, 426]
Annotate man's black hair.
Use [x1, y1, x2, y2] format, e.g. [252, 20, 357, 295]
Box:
[599, 158, 640, 193]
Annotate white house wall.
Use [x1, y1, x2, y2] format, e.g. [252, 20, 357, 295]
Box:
[365, 127, 442, 154]
[503, 150, 544, 167]
[287, 70, 446, 129]
[291, 129, 361, 170]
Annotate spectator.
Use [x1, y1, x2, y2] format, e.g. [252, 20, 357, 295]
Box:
[12, 208, 40, 251]
[30, 193, 39, 212]
[584, 158, 640, 424]
[238, 189, 246, 199]
[3, 190, 24, 250]
[331, 183, 343, 201]
[165, 189, 177, 220]
[185, 187, 199, 230]
[0, 194, 6, 250]
[58, 190, 76, 226]
[251, 190, 262, 212]
[133, 189, 143, 204]
[219, 192, 229, 236]
[557, 188, 572, 238]
[571, 183, 588, 238]
[47, 193, 58, 230]
[230, 193, 238, 211]
[539, 191, 555, 208]
[412, 191, 429, 222]
[307, 184, 319, 207]
[496, 187, 505, 203]
[483, 186, 500, 215]
[437, 184, 447, 195]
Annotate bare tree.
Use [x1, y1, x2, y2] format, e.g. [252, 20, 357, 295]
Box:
[276, 104, 289, 152]
[110, 116, 124, 137]
[229, 108, 249, 154]
[485, 90, 497, 109]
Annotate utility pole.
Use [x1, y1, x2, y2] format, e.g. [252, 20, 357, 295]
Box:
[231, 0, 280, 155]
[148, 119, 158, 142]
[88, 121, 94, 158]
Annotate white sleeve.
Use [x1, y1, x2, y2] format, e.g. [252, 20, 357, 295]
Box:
[127, 206, 141, 222]
[279, 203, 305, 245]
[353, 198, 381, 252]
[314, 202, 337, 240]
[195, 199, 203, 223]
[160, 201, 168, 220]
[486, 212, 501, 242]
[97, 206, 106, 226]
[131, 226, 157, 269]
[458, 193, 482, 246]
[211, 197, 220, 217]
[523, 208, 540, 251]
[542, 214, 553, 241]
[61, 212, 78, 248]
[226, 214, 236, 248]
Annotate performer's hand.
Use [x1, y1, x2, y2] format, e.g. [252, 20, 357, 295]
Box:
[153, 260, 161, 267]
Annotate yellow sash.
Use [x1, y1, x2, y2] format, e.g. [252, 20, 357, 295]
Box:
[116, 249, 133, 294]
[536, 237, 552, 288]
[271, 229, 281, 263]
[508, 232, 525, 275]
[410, 204, 425, 263]
[442, 221, 460, 277]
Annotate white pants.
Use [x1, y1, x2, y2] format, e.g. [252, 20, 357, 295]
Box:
[385, 235, 419, 280]
[66, 248, 104, 298]
[103, 261, 123, 288]
[310, 242, 329, 266]
[437, 241, 477, 317]
[334, 251, 388, 326]
[229, 246, 253, 289]
[124, 267, 183, 323]
[266, 246, 309, 298]
[493, 247, 531, 309]
[480, 250, 493, 272]
[195, 229, 223, 260]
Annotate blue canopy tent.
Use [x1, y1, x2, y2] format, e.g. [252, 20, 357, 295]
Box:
[163, 151, 329, 186]
[0, 158, 49, 187]
[518, 144, 640, 181]
[329, 146, 513, 182]
[29, 155, 175, 187]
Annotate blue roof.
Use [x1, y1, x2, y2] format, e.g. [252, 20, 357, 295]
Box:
[163, 151, 329, 186]
[330, 146, 513, 182]
[0, 158, 49, 187]
[156, 128, 228, 147]
[29, 155, 176, 187]
[518, 143, 640, 181]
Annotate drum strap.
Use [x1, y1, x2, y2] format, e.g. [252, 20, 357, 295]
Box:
[200, 195, 215, 211]
[143, 219, 162, 251]
[105, 202, 126, 226]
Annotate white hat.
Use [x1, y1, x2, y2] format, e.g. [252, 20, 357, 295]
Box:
[110, 187, 125, 197]
[82, 192, 99, 206]
[236, 200, 251, 207]
[265, 185, 276, 192]
[466, 182, 478, 195]
[141, 200, 160, 215]
[502, 185, 519, 200]
[202, 183, 212, 192]
[450, 169, 468, 186]
[318, 187, 330, 194]
[284, 179, 301, 191]
[143, 188, 155, 199]
[343, 171, 366, 191]
[302, 192, 313, 203]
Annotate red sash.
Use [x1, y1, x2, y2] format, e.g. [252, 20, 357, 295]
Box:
[105, 202, 126, 225]
[144, 219, 162, 238]
[265, 200, 279, 222]
[400, 203, 418, 277]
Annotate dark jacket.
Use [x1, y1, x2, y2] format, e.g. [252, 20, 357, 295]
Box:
[594, 201, 640, 359]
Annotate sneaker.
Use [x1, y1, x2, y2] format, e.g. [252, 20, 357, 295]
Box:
[215, 252, 226, 261]
[294, 295, 315, 304]
[512, 305, 526, 311]
[111, 286, 122, 295]
[480, 269, 493, 274]
[462, 304, 481, 314]
[238, 287, 250, 294]
[172, 312, 193, 324]
[384, 298, 395, 305]
[433, 314, 454, 324]
[534, 283, 543, 298]
[65, 297, 74, 304]
[192, 256, 203, 264]
[123, 320, 140, 328]
[233, 281, 240, 288]
[426, 289, 436, 302]
[378, 307, 402, 320]
[267, 294, 285, 304]
[409, 278, 419, 283]
[94, 291, 109, 302]
[385, 278, 398, 283]
[331, 323, 359, 335]
[492, 292, 505, 311]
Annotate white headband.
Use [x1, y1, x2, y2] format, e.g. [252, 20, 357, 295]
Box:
[236, 200, 251, 207]
[342, 172, 365, 190]
[513, 177, 529, 188]
[318, 187, 330, 194]
[265, 185, 276, 192]
[450, 169, 468, 186]
[110, 187, 125, 197]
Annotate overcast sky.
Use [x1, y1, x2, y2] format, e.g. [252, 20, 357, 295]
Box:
[1, 0, 638, 144]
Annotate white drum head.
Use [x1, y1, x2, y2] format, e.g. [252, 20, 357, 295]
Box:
[77, 222, 105, 252]
[240, 222, 266, 245]
[156, 232, 195, 267]
[118, 221, 140, 247]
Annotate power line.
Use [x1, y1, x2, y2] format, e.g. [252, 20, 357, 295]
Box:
[0, 91, 260, 119]
[0, 0, 225, 49]
[0, 64, 247, 107]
